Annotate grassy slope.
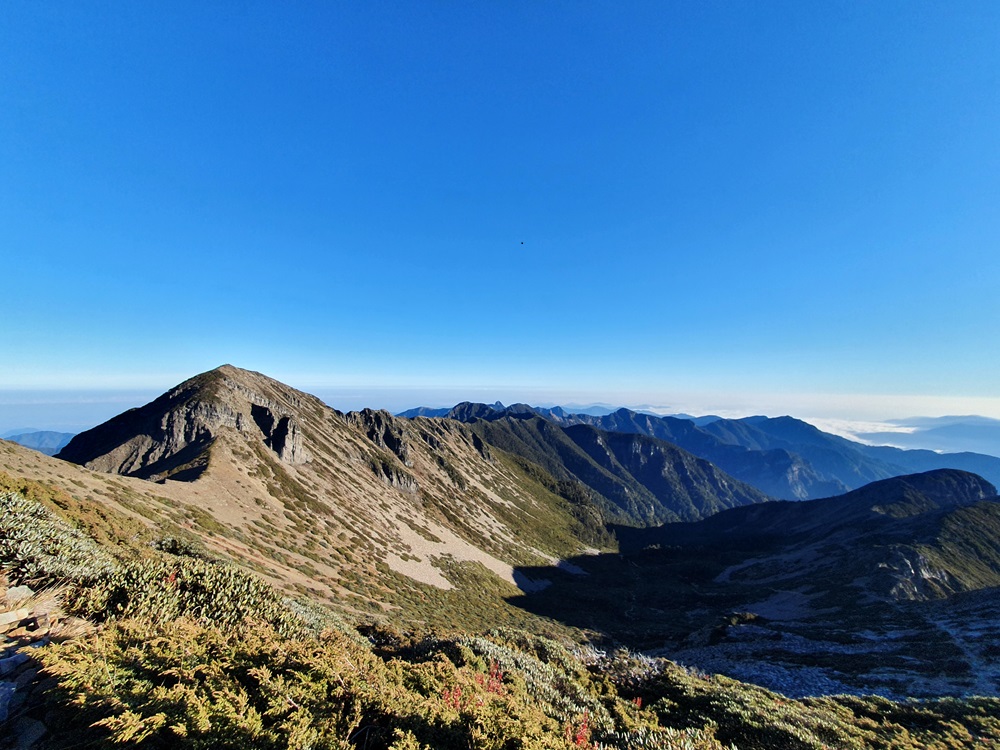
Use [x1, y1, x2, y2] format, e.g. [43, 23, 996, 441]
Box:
[3, 480, 999, 750]
[462, 416, 769, 525]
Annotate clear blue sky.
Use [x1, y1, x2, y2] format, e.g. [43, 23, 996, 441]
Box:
[3, 2, 999, 424]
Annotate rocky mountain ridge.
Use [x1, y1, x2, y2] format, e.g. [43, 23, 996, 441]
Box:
[57, 367, 313, 480]
[40, 365, 619, 626]
[415, 401, 1000, 499]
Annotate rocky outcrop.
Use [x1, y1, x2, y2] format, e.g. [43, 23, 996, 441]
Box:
[873, 548, 959, 601]
[250, 404, 309, 464]
[368, 454, 419, 492]
[1, 584, 89, 749]
[342, 410, 420, 491]
[346, 409, 412, 466]
[57, 365, 312, 481]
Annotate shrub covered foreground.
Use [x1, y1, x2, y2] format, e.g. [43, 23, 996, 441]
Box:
[37, 620, 1000, 749]
[0, 490, 335, 637]
[4, 487, 1000, 749]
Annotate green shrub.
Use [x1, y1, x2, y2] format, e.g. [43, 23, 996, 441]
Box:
[0, 490, 116, 585]
[0, 489, 342, 638]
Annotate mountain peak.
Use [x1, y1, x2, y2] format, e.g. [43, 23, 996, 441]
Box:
[57, 365, 318, 480]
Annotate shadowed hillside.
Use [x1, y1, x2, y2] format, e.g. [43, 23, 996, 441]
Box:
[507, 470, 1000, 698]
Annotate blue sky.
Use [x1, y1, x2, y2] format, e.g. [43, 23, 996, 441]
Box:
[3, 2, 999, 427]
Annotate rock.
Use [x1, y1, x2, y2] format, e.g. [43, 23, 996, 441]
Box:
[5, 616, 47, 639]
[3, 587, 33, 605]
[9, 716, 47, 748]
[875, 548, 959, 601]
[0, 610, 30, 631]
[13, 666, 39, 690]
[0, 652, 29, 677]
[251, 405, 310, 464]
[347, 409, 413, 465]
[0, 681, 14, 722]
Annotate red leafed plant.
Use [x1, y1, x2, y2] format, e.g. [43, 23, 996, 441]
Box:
[442, 686, 463, 710]
[474, 660, 505, 695]
[566, 710, 592, 748]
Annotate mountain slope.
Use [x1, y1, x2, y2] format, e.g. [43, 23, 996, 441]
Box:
[6, 489, 997, 750]
[443, 409, 771, 525]
[509, 469, 1000, 697]
[616, 468, 1000, 600]
[45, 365, 612, 629]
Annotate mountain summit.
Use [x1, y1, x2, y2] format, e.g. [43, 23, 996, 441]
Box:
[58, 365, 313, 481]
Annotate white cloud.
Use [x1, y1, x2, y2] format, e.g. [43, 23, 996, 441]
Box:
[799, 418, 919, 444]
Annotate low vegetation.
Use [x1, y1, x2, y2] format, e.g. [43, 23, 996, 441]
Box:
[33, 616, 1000, 749]
[3, 484, 1000, 749]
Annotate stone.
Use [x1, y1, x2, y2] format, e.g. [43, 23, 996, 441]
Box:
[0, 652, 29, 677]
[0, 610, 30, 630]
[14, 666, 39, 690]
[0, 681, 14, 722]
[5, 618, 40, 639]
[4, 586, 34, 605]
[10, 716, 47, 748]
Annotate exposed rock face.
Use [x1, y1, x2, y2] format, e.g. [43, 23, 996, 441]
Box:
[341, 409, 421, 489]
[250, 404, 308, 464]
[57, 365, 312, 481]
[877, 548, 959, 601]
[346, 409, 412, 466]
[368, 454, 419, 493]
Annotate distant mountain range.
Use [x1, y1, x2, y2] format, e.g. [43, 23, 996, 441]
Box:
[399, 402, 1000, 500]
[439, 408, 770, 525]
[851, 415, 1000, 457]
[1, 429, 76, 455]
